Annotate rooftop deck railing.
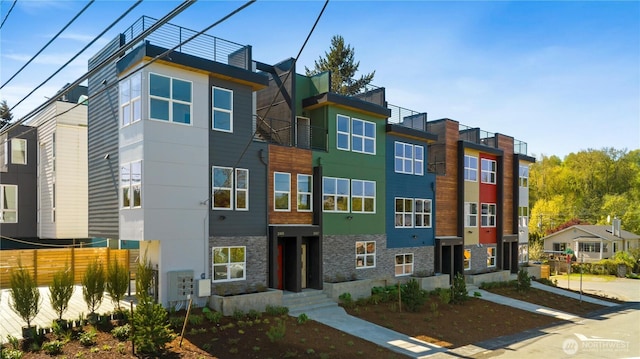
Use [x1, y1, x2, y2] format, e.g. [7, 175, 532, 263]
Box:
[256, 117, 327, 151]
[386, 103, 428, 131]
[121, 16, 250, 70]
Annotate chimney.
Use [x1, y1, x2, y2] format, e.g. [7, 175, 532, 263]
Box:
[612, 218, 621, 237]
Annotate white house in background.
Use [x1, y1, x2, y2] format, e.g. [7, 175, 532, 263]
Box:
[542, 221, 640, 262]
[28, 85, 88, 239]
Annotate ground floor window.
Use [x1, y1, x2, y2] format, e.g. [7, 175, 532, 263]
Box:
[356, 241, 376, 268]
[463, 249, 471, 270]
[487, 247, 496, 267]
[395, 254, 413, 276]
[578, 242, 601, 253]
[518, 244, 529, 263]
[552, 242, 567, 252]
[212, 246, 246, 282]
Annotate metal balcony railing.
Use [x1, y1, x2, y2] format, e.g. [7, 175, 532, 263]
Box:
[387, 103, 428, 131]
[256, 117, 327, 151]
[121, 16, 251, 70]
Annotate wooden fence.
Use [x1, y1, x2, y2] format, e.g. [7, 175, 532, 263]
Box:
[0, 248, 132, 289]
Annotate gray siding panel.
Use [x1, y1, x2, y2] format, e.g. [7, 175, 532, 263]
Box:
[88, 35, 123, 239]
[210, 78, 267, 237]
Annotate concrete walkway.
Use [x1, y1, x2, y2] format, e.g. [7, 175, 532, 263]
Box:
[530, 281, 618, 307]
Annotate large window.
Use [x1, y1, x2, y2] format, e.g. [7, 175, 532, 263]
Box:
[415, 199, 432, 228]
[464, 155, 477, 181]
[395, 198, 413, 228]
[213, 166, 249, 210]
[0, 185, 17, 223]
[356, 241, 376, 268]
[149, 73, 192, 124]
[121, 161, 142, 208]
[336, 114, 376, 154]
[481, 203, 496, 227]
[212, 246, 246, 282]
[212, 86, 233, 132]
[553, 243, 567, 252]
[464, 249, 471, 270]
[120, 72, 141, 127]
[274, 172, 291, 211]
[297, 174, 312, 211]
[395, 254, 414, 276]
[519, 165, 529, 187]
[518, 244, 529, 264]
[519, 206, 529, 227]
[487, 247, 496, 267]
[11, 139, 26, 165]
[394, 142, 424, 175]
[351, 118, 376, 154]
[351, 179, 375, 213]
[464, 202, 478, 227]
[481, 159, 496, 184]
[322, 177, 349, 212]
[578, 242, 601, 253]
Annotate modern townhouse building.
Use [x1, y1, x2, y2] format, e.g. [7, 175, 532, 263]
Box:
[427, 118, 534, 277]
[28, 85, 89, 240]
[0, 125, 37, 240]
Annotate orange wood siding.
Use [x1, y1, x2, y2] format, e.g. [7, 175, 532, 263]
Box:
[268, 145, 314, 224]
[435, 120, 460, 236]
[497, 134, 514, 235]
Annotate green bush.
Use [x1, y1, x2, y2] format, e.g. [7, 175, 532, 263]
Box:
[247, 309, 262, 320]
[265, 305, 289, 316]
[111, 324, 131, 341]
[41, 340, 64, 355]
[401, 279, 426, 312]
[535, 277, 557, 286]
[1, 348, 24, 359]
[451, 273, 469, 304]
[202, 307, 223, 323]
[49, 266, 74, 321]
[338, 292, 355, 308]
[9, 264, 41, 330]
[297, 313, 309, 324]
[135, 253, 155, 300]
[106, 260, 129, 311]
[265, 318, 286, 343]
[82, 259, 105, 315]
[232, 309, 245, 321]
[438, 288, 451, 304]
[516, 268, 531, 292]
[131, 297, 175, 355]
[371, 285, 399, 302]
[79, 328, 97, 347]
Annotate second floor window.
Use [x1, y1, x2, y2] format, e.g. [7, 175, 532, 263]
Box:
[11, 139, 27, 165]
[297, 174, 312, 211]
[149, 73, 192, 124]
[481, 159, 496, 184]
[212, 86, 233, 132]
[121, 161, 142, 208]
[0, 184, 17, 223]
[336, 114, 375, 154]
[465, 202, 478, 227]
[323, 177, 349, 212]
[120, 72, 141, 127]
[464, 155, 477, 181]
[274, 172, 291, 211]
[394, 141, 424, 175]
[519, 165, 529, 187]
[213, 166, 249, 210]
[414, 199, 432, 228]
[351, 179, 375, 213]
[481, 203, 497, 227]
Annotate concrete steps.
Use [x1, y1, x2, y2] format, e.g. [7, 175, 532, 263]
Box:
[282, 289, 340, 317]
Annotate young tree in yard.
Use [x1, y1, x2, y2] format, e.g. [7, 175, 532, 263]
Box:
[305, 35, 375, 95]
[106, 260, 129, 311]
[49, 266, 75, 321]
[9, 264, 41, 334]
[82, 259, 105, 318]
[0, 99, 13, 129]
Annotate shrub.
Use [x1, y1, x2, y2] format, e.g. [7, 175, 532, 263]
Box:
[111, 324, 131, 341]
[535, 277, 557, 287]
[188, 314, 204, 326]
[338, 292, 355, 309]
[41, 340, 64, 355]
[131, 297, 175, 355]
[202, 307, 223, 323]
[401, 279, 426, 312]
[247, 309, 262, 320]
[82, 259, 105, 316]
[438, 288, 451, 304]
[79, 328, 97, 347]
[1, 348, 24, 359]
[265, 305, 289, 316]
[265, 318, 286, 343]
[106, 260, 129, 311]
[49, 266, 74, 321]
[297, 313, 309, 324]
[232, 309, 245, 321]
[516, 268, 531, 292]
[135, 253, 155, 300]
[9, 264, 41, 330]
[451, 273, 469, 304]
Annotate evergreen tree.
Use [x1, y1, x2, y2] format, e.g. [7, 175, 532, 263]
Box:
[306, 35, 375, 95]
[0, 99, 13, 129]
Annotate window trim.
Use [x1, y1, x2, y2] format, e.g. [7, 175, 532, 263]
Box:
[481, 158, 497, 184]
[120, 160, 142, 209]
[351, 179, 376, 214]
[336, 114, 350, 151]
[11, 138, 27, 165]
[0, 184, 18, 223]
[481, 203, 497, 227]
[351, 118, 376, 155]
[356, 241, 376, 269]
[519, 165, 529, 187]
[464, 202, 478, 227]
[487, 247, 496, 267]
[322, 176, 350, 213]
[297, 174, 313, 212]
[274, 172, 291, 212]
[212, 86, 234, 133]
[464, 155, 478, 182]
[212, 166, 233, 210]
[212, 246, 246, 282]
[235, 168, 249, 211]
[394, 197, 413, 228]
[463, 249, 471, 270]
[414, 198, 432, 228]
[120, 72, 142, 127]
[148, 72, 192, 125]
[395, 253, 414, 276]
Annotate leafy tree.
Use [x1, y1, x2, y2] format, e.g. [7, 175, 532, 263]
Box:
[9, 264, 41, 330]
[49, 266, 75, 321]
[0, 99, 13, 128]
[305, 35, 375, 95]
[106, 260, 129, 311]
[82, 259, 105, 316]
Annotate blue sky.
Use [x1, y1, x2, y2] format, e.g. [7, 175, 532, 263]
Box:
[1, 0, 638, 159]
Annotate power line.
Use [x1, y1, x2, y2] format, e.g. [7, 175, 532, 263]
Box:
[9, 0, 143, 113]
[0, 0, 17, 30]
[233, 0, 330, 170]
[1, 0, 95, 90]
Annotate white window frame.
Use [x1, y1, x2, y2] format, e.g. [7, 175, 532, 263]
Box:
[415, 198, 432, 228]
[149, 72, 192, 125]
[487, 247, 496, 267]
[120, 72, 142, 127]
[518, 244, 529, 264]
[519, 165, 529, 187]
[395, 197, 413, 228]
[0, 184, 18, 223]
[274, 172, 291, 212]
[235, 168, 249, 211]
[578, 242, 601, 253]
[336, 114, 350, 151]
[464, 249, 471, 270]
[212, 86, 233, 132]
[351, 179, 375, 213]
[121, 161, 142, 209]
[351, 118, 376, 155]
[356, 241, 376, 269]
[394, 142, 413, 174]
[297, 174, 312, 212]
[481, 203, 496, 227]
[481, 158, 496, 184]
[212, 246, 246, 282]
[322, 176, 350, 212]
[519, 206, 529, 227]
[11, 138, 27, 165]
[395, 253, 414, 276]
[414, 145, 424, 175]
[464, 155, 477, 181]
[212, 166, 233, 210]
[464, 202, 478, 227]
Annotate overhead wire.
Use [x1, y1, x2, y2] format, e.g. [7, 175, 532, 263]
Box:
[0, 0, 17, 30]
[232, 0, 330, 170]
[9, 0, 143, 112]
[1, 0, 96, 90]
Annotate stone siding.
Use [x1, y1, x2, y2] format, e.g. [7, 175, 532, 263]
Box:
[209, 236, 268, 295]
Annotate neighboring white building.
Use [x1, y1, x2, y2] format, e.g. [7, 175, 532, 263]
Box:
[542, 221, 640, 262]
[28, 86, 88, 239]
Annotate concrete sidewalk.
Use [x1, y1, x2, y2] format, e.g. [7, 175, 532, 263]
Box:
[530, 281, 618, 306]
